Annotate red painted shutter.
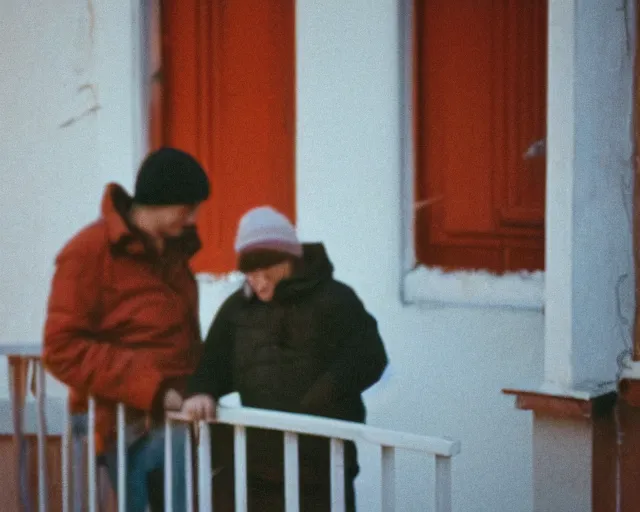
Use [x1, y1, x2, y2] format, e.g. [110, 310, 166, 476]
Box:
[414, 0, 546, 273]
[152, 0, 296, 273]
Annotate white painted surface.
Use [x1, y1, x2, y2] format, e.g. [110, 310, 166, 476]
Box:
[544, 0, 577, 389]
[233, 425, 248, 512]
[284, 432, 300, 512]
[184, 427, 195, 512]
[0, 0, 139, 347]
[544, 0, 635, 390]
[330, 438, 346, 512]
[570, 0, 635, 386]
[381, 446, 396, 512]
[621, 358, 640, 380]
[533, 416, 593, 512]
[196, 420, 213, 512]
[0, 0, 633, 511]
[169, 405, 461, 457]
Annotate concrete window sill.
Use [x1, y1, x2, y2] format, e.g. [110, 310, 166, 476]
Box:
[402, 266, 545, 310]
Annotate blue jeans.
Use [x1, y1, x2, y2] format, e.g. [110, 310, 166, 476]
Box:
[72, 415, 188, 512]
[103, 424, 188, 512]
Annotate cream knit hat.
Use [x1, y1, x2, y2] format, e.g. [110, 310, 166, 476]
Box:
[234, 206, 303, 258]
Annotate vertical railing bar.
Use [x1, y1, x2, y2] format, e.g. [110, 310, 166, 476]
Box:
[330, 438, 345, 512]
[284, 432, 299, 512]
[434, 455, 452, 512]
[185, 426, 194, 512]
[197, 421, 213, 512]
[234, 425, 248, 512]
[116, 403, 127, 512]
[98, 469, 110, 512]
[61, 396, 71, 512]
[381, 446, 396, 512]
[72, 424, 85, 512]
[9, 357, 32, 512]
[87, 398, 97, 512]
[165, 418, 174, 512]
[34, 360, 48, 512]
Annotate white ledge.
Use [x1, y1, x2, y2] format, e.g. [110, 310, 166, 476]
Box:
[505, 380, 617, 401]
[0, 343, 42, 356]
[620, 359, 640, 380]
[0, 397, 67, 436]
[403, 266, 545, 310]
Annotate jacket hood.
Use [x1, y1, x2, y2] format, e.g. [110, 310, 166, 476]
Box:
[241, 243, 335, 301]
[274, 243, 334, 300]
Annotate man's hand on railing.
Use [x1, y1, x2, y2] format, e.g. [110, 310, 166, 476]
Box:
[181, 394, 217, 421]
[163, 388, 184, 411]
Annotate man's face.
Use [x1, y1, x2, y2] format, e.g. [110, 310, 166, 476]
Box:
[245, 260, 292, 302]
[155, 204, 199, 238]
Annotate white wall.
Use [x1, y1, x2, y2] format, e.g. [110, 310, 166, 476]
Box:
[0, 0, 143, 395]
[0, 0, 141, 342]
[571, 0, 635, 385]
[533, 416, 593, 512]
[544, 0, 635, 391]
[4, 0, 620, 511]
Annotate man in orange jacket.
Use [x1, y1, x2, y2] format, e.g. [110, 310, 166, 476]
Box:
[43, 147, 209, 512]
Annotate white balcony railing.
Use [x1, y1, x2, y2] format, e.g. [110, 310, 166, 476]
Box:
[3, 348, 461, 512]
[76, 400, 460, 512]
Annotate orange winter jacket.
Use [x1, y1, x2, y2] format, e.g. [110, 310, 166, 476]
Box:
[43, 184, 202, 453]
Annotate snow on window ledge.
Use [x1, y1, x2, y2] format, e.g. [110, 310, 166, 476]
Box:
[402, 266, 544, 311]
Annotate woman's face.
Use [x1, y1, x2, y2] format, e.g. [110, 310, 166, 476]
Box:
[245, 260, 293, 302]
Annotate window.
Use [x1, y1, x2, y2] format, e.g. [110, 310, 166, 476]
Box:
[413, 0, 547, 274]
[149, 0, 296, 273]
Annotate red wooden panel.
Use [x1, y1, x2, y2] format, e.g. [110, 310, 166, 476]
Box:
[161, 0, 201, 159]
[148, 0, 163, 152]
[415, 0, 546, 273]
[505, 246, 544, 272]
[494, 0, 547, 228]
[0, 435, 119, 512]
[156, 0, 295, 273]
[417, 0, 495, 236]
[0, 436, 63, 512]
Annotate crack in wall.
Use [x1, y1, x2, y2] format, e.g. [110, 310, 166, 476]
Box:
[62, 0, 99, 129]
[59, 83, 101, 128]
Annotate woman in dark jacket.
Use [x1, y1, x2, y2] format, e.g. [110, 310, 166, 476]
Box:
[183, 206, 388, 512]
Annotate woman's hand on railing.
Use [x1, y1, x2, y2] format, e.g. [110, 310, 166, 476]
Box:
[181, 394, 217, 421]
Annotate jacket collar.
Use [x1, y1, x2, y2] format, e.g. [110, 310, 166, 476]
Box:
[100, 183, 201, 258]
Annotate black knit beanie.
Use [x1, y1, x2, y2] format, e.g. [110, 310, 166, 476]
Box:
[133, 147, 210, 206]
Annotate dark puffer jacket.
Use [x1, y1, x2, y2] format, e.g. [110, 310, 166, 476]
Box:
[187, 243, 388, 488]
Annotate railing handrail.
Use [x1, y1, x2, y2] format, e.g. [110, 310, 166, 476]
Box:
[0, 346, 460, 457]
[168, 405, 461, 457]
